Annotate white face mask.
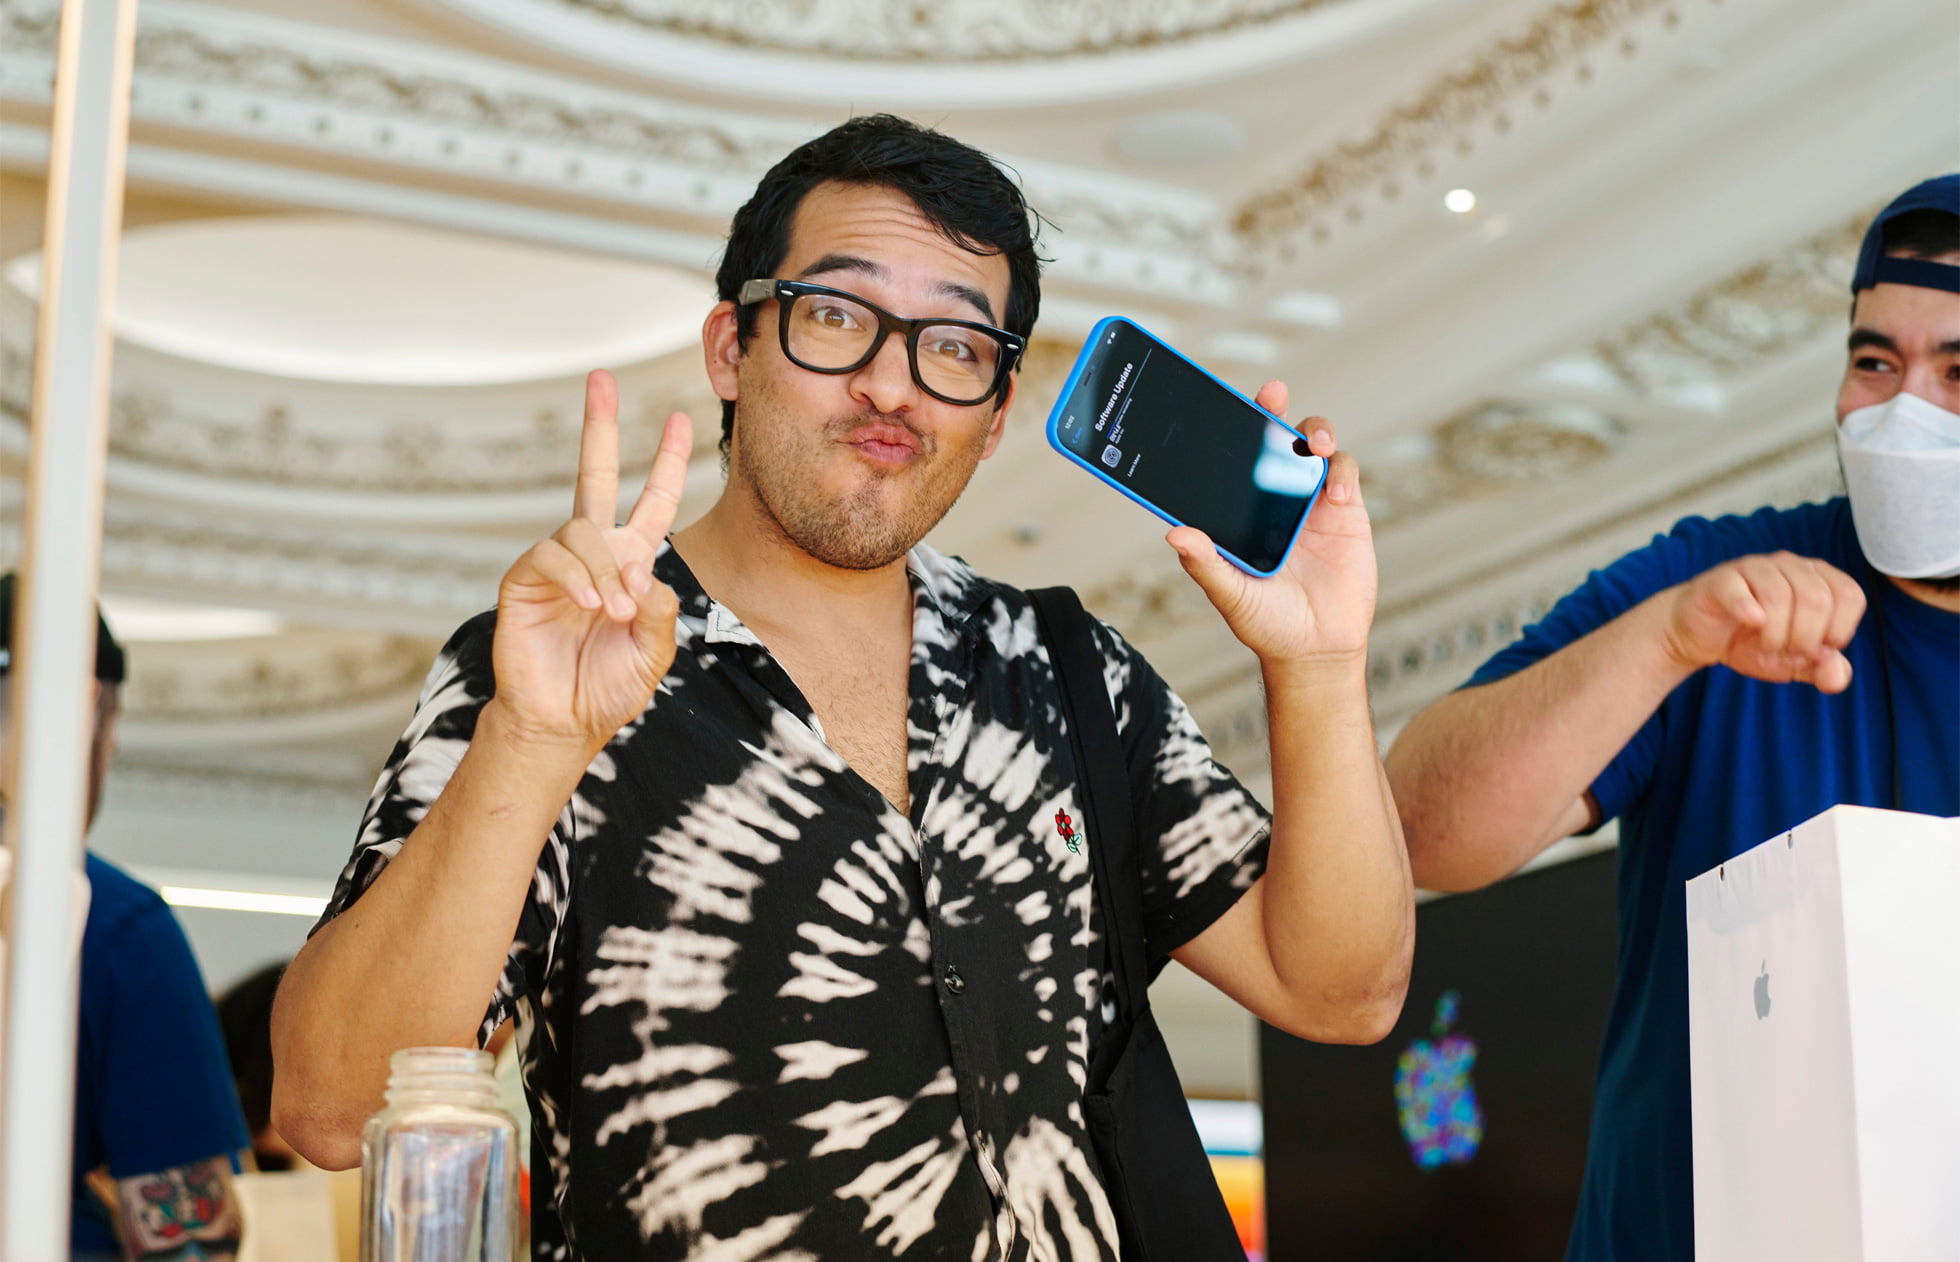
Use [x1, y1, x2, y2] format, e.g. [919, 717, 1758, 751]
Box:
[1836, 391, 1960, 580]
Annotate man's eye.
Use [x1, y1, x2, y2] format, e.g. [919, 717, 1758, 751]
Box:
[1853, 356, 1895, 373]
[926, 336, 978, 362]
[812, 304, 859, 329]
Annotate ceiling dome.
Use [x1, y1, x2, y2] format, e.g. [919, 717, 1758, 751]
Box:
[5, 214, 713, 386]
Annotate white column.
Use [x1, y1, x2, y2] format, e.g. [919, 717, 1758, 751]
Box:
[0, 0, 139, 1255]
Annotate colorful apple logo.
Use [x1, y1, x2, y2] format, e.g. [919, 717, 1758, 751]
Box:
[1754, 962, 1771, 1020]
[1394, 989, 1485, 1170]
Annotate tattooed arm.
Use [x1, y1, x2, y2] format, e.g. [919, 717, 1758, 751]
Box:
[110, 1155, 243, 1260]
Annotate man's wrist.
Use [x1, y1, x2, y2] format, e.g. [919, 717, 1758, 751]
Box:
[477, 697, 607, 767]
[1260, 650, 1370, 696]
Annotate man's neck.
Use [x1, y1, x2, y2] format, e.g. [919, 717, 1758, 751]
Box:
[1888, 573, 1960, 614]
[671, 485, 914, 641]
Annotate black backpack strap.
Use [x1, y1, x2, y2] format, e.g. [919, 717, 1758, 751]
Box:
[1028, 586, 1149, 1032]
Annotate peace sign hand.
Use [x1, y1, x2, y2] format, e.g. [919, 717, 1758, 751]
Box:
[491, 370, 694, 753]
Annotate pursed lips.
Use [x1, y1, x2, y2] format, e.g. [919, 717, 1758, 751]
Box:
[844, 422, 923, 466]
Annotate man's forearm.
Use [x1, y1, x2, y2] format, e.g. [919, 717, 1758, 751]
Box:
[1260, 655, 1414, 1038]
[272, 700, 596, 1167]
[1385, 591, 1696, 892]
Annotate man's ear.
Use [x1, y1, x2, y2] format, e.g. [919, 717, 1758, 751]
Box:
[979, 371, 1017, 461]
[703, 300, 743, 404]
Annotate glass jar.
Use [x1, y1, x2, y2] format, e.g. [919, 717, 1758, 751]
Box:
[360, 1046, 519, 1262]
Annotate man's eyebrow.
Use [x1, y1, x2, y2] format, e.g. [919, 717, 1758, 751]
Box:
[1939, 338, 1960, 356]
[795, 254, 999, 325]
[798, 253, 884, 285]
[1847, 328, 1898, 355]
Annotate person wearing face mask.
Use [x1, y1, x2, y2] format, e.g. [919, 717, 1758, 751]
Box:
[1384, 174, 1959, 1261]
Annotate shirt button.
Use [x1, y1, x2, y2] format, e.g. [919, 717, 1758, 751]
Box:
[943, 966, 966, 995]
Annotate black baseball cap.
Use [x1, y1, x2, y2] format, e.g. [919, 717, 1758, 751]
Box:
[0, 573, 126, 683]
[1851, 174, 1960, 295]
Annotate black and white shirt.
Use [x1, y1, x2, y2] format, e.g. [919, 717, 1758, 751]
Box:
[317, 543, 1270, 1261]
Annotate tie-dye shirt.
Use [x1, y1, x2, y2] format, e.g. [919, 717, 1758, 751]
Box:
[316, 543, 1270, 1261]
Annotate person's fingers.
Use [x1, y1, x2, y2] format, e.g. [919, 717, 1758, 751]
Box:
[625, 410, 695, 547]
[1166, 526, 1244, 608]
[553, 517, 634, 621]
[1734, 556, 1796, 654]
[1781, 556, 1835, 658]
[572, 370, 622, 527]
[1818, 561, 1868, 649]
[1321, 449, 1360, 506]
[1289, 415, 1338, 460]
[1704, 564, 1767, 632]
[1252, 380, 1288, 418]
[510, 539, 601, 612]
[630, 575, 682, 663]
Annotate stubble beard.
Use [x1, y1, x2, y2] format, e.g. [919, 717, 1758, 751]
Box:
[734, 403, 989, 572]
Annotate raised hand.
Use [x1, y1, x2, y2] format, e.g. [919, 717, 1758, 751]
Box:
[491, 370, 694, 750]
[1166, 381, 1377, 669]
[1661, 551, 1866, 693]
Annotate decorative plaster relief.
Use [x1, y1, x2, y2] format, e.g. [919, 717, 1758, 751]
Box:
[1592, 205, 1873, 397]
[529, 0, 1348, 61]
[0, 0, 1241, 301]
[1234, 0, 1683, 249]
[0, 289, 720, 499]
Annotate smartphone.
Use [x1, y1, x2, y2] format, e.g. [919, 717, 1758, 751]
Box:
[1046, 317, 1328, 576]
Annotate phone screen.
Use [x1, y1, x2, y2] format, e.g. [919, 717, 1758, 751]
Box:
[1051, 320, 1326, 574]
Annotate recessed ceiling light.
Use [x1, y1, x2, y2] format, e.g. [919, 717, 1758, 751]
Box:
[1445, 189, 1478, 214]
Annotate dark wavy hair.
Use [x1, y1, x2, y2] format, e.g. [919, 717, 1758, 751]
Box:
[712, 114, 1044, 455]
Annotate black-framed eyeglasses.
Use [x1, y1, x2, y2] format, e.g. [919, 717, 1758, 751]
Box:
[737, 278, 1024, 407]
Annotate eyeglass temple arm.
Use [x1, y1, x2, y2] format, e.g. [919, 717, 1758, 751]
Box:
[737, 279, 777, 305]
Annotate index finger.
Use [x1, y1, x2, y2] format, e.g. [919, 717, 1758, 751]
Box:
[624, 410, 695, 542]
[572, 370, 621, 526]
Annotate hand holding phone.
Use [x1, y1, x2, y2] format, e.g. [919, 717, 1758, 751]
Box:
[1046, 319, 1377, 667]
[1048, 317, 1326, 576]
[1166, 382, 1378, 671]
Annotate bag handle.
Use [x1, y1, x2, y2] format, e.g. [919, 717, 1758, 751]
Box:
[1028, 587, 1150, 1032]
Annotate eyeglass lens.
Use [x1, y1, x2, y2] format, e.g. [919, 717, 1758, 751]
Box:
[784, 291, 1001, 402]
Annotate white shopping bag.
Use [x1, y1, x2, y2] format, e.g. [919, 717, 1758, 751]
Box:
[1686, 805, 1960, 1262]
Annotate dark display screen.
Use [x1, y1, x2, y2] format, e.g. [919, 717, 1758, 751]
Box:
[1051, 320, 1325, 574]
[1261, 851, 1620, 1261]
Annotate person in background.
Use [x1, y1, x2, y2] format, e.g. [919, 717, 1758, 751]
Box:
[0, 573, 249, 1260]
[1385, 175, 1960, 1260]
[216, 962, 300, 1173]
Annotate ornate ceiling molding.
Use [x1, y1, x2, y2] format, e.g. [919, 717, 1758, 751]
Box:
[527, 0, 1350, 62]
[117, 628, 435, 727]
[1233, 0, 1687, 250]
[0, 0, 1241, 305]
[0, 496, 513, 635]
[1589, 204, 1873, 398]
[412, 0, 1448, 107]
[0, 285, 721, 512]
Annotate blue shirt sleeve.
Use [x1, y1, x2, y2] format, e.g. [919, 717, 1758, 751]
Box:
[1459, 508, 1801, 826]
[80, 865, 250, 1179]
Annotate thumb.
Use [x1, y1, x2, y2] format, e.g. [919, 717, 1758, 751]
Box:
[629, 574, 681, 667]
[1803, 647, 1854, 695]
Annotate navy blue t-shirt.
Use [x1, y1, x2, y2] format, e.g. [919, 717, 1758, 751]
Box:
[71, 853, 248, 1253]
[1463, 498, 1959, 1262]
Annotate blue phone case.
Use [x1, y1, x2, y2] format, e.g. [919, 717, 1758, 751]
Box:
[1044, 316, 1326, 577]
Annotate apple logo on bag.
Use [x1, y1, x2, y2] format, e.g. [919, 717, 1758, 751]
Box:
[1754, 962, 1771, 1020]
[1394, 989, 1485, 1170]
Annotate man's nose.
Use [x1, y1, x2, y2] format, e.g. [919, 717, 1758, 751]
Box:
[848, 331, 920, 415]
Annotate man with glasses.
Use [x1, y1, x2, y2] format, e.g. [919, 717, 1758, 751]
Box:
[273, 115, 1414, 1260]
